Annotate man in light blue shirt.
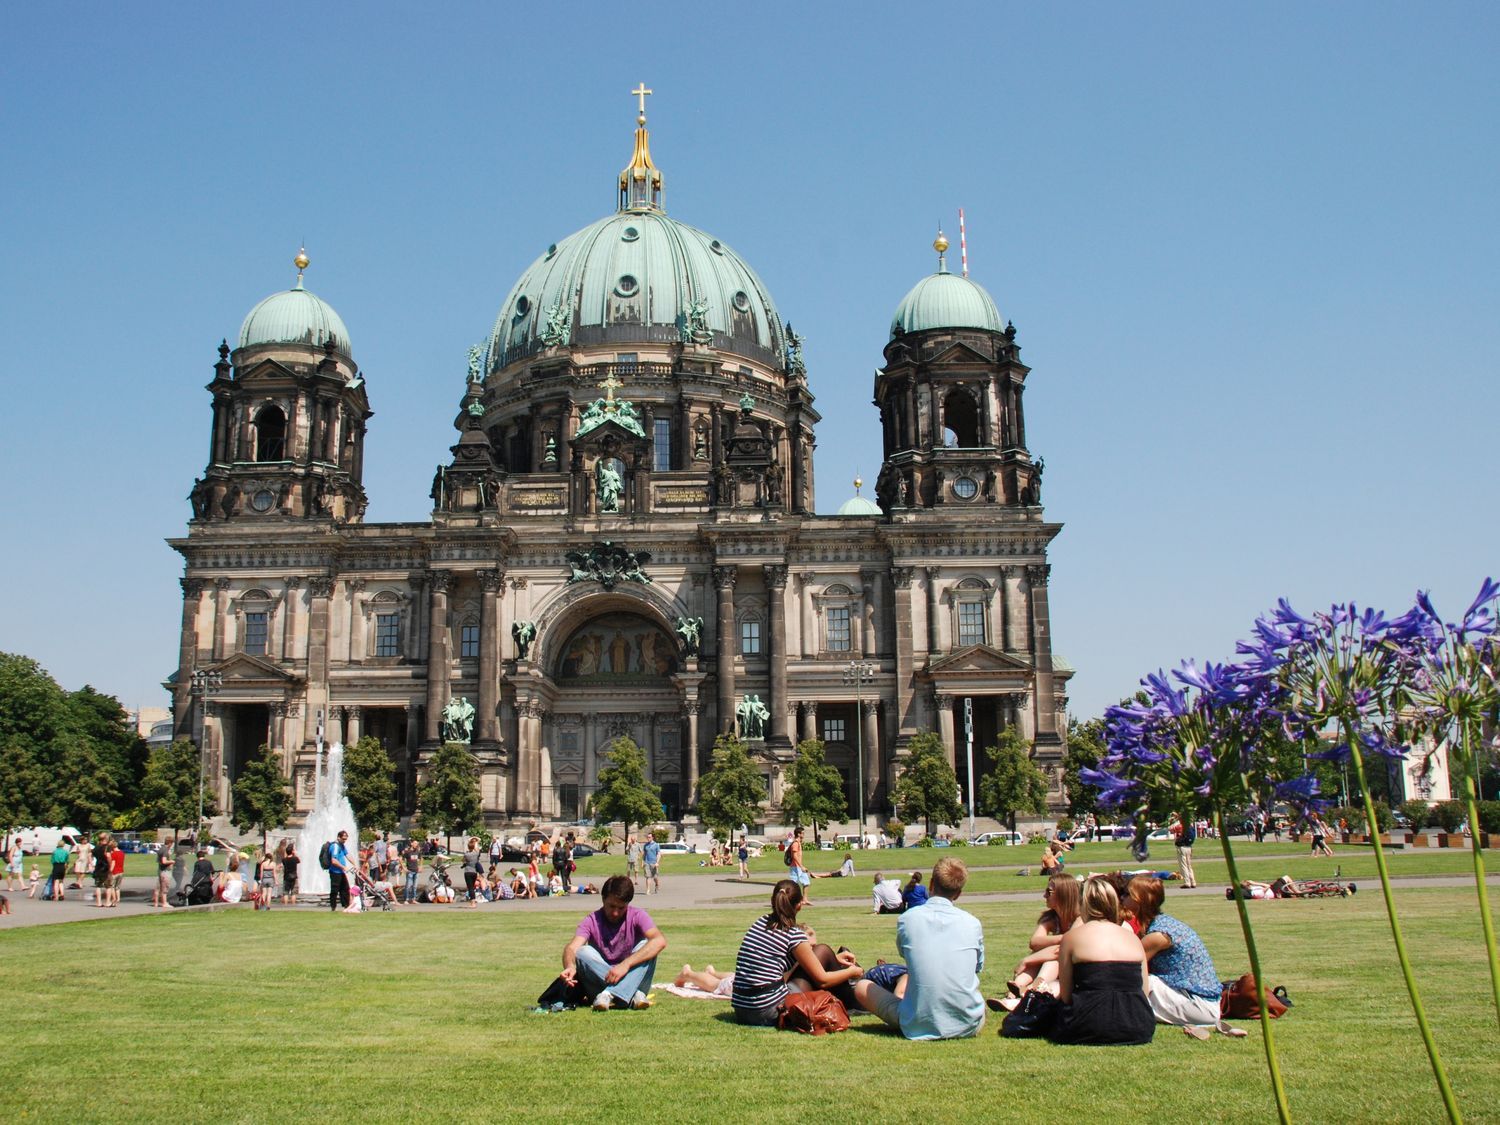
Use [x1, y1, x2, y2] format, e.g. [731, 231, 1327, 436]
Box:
[854, 857, 985, 1039]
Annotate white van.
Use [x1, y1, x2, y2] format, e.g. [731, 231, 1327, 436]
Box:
[18, 826, 86, 855]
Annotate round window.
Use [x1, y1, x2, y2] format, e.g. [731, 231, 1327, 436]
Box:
[616, 275, 639, 297]
[621, 226, 640, 242]
[732, 290, 751, 312]
[953, 476, 978, 500]
[544, 243, 557, 259]
[514, 295, 530, 317]
[709, 239, 725, 255]
[251, 489, 276, 513]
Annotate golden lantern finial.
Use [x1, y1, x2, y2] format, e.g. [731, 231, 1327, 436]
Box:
[854, 475, 864, 494]
[934, 228, 950, 273]
[294, 246, 310, 288]
[619, 83, 663, 212]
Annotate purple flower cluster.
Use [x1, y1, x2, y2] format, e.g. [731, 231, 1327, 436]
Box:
[1086, 580, 1500, 818]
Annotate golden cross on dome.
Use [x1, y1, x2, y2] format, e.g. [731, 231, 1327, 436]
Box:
[597, 368, 624, 403]
[632, 82, 652, 119]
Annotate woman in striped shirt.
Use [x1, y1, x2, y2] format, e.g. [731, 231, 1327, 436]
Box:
[731, 879, 865, 1026]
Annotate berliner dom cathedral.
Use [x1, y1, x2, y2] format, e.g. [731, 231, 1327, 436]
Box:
[169, 88, 1070, 828]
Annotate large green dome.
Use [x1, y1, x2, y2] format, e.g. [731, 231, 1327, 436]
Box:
[238, 283, 352, 357]
[487, 209, 785, 371]
[890, 269, 1003, 339]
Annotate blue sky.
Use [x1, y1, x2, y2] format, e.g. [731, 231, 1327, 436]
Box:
[1, 2, 1495, 722]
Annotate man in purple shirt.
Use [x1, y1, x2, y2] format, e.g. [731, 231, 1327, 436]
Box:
[561, 874, 667, 1010]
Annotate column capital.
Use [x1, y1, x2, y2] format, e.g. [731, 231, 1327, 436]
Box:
[923, 565, 941, 582]
[801, 700, 817, 717]
[510, 576, 529, 590]
[348, 578, 367, 595]
[890, 566, 914, 590]
[428, 569, 452, 594]
[284, 575, 302, 591]
[763, 564, 788, 589]
[308, 576, 335, 597]
[712, 565, 738, 590]
[860, 698, 879, 718]
[180, 577, 206, 597]
[1026, 563, 1051, 587]
[479, 568, 505, 592]
[214, 576, 232, 591]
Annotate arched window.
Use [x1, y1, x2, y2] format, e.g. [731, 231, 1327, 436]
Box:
[254, 405, 287, 462]
[942, 390, 980, 448]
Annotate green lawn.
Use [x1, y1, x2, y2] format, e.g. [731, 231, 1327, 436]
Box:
[2, 885, 1497, 1122]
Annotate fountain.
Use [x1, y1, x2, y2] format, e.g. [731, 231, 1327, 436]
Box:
[297, 739, 358, 898]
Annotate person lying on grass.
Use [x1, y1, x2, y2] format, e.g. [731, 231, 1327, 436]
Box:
[852, 857, 987, 1040]
[561, 874, 666, 1011]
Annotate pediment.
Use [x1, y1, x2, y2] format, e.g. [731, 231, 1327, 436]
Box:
[927, 644, 1033, 676]
[572, 418, 649, 450]
[209, 653, 302, 684]
[927, 341, 994, 368]
[235, 357, 302, 383]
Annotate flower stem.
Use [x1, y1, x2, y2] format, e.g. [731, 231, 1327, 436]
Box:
[1218, 809, 1292, 1125]
[1346, 723, 1462, 1124]
[1458, 723, 1500, 1028]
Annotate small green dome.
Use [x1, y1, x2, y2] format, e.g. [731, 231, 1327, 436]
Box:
[239, 284, 352, 357]
[836, 494, 882, 516]
[488, 209, 784, 370]
[890, 270, 1003, 339]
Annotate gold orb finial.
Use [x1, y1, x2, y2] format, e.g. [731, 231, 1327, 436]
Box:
[933, 230, 949, 254]
[294, 247, 310, 271]
[854, 475, 863, 493]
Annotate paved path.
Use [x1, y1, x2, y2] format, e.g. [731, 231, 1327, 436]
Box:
[3, 867, 1495, 930]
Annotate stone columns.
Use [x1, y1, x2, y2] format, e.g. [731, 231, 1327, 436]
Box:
[424, 570, 451, 742]
[282, 577, 301, 661]
[764, 565, 788, 744]
[799, 572, 816, 657]
[347, 579, 367, 664]
[304, 576, 334, 746]
[890, 567, 916, 740]
[934, 692, 956, 768]
[212, 577, 231, 661]
[861, 699, 881, 808]
[1027, 564, 1058, 741]
[924, 566, 941, 654]
[713, 566, 738, 734]
[174, 578, 205, 738]
[516, 700, 543, 814]
[683, 700, 702, 800]
[477, 569, 503, 742]
[860, 569, 878, 657]
[344, 705, 362, 745]
[800, 701, 818, 744]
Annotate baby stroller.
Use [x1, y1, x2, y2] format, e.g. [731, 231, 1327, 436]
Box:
[353, 868, 395, 912]
[176, 869, 214, 907]
[421, 856, 454, 903]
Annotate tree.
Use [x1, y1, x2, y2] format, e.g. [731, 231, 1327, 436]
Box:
[1062, 718, 1106, 817]
[137, 739, 214, 838]
[782, 739, 847, 842]
[894, 730, 962, 837]
[587, 824, 615, 852]
[977, 728, 1049, 832]
[342, 736, 399, 831]
[48, 740, 121, 830]
[697, 734, 764, 838]
[231, 745, 291, 849]
[68, 685, 148, 805]
[416, 742, 482, 850]
[589, 737, 662, 833]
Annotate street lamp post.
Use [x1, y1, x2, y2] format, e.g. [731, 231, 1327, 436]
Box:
[843, 660, 876, 843]
[190, 669, 222, 841]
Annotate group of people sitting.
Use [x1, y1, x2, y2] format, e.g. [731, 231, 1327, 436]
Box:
[869, 870, 931, 913]
[553, 858, 1243, 1045]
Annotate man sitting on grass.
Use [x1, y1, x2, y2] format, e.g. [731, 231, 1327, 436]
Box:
[853, 857, 986, 1039]
[561, 874, 667, 1011]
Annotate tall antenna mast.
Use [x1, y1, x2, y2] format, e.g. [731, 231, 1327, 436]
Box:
[958, 208, 969, 278]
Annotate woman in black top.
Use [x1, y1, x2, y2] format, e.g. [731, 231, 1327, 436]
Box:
[462, 838, 482, 908]
[281, 844, 300, 904]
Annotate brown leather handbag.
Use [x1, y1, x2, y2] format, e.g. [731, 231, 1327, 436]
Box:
[1220, 973, 1290, 1020]
[778, 990, 851, 1035]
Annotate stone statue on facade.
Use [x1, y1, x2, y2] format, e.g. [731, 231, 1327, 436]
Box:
[674, 615, 704, 656]
[466, 343, 484, 383]
[737, 694, 770, 739]
[541, 303, 570, 347]
[440, 695, 476, 744]
[596, 459, 623, 512]
[784, 323, 806, 378]
[512, 619, 536, 660]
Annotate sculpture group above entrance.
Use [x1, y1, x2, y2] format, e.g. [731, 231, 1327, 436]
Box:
[557, 612, 678, 681]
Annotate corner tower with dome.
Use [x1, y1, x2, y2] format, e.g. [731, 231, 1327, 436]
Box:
[168, 92, 1071, 833]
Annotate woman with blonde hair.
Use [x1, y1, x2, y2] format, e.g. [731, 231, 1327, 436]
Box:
[1049, 877, 1154, 1044]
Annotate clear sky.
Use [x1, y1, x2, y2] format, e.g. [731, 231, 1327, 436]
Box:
[1, 2, 1495, 723]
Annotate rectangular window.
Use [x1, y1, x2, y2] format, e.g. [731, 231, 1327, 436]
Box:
[615, 352, 638, 373]
[958, 601, 986, 647]
[823, 717, 846, 744]
[826, 605, 851, 652]
[375, 614, 400, 657]
[558, 783, 580, 819]
[740, 620, 761, 655]
[460, 624, 480, 659]
[653, 417, 672, 472]
[243, 612, 268, 656]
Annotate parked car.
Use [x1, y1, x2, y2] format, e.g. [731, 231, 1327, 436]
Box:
[972, 830, 1025, 846]
[1147, 826, 1175, 841]
[568, 843, 601, 858]
[652, 841, 693, 854]
[16, 826, 85, 855]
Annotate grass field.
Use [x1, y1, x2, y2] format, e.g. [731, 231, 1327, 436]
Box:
[2, 882, 1497, 1123]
